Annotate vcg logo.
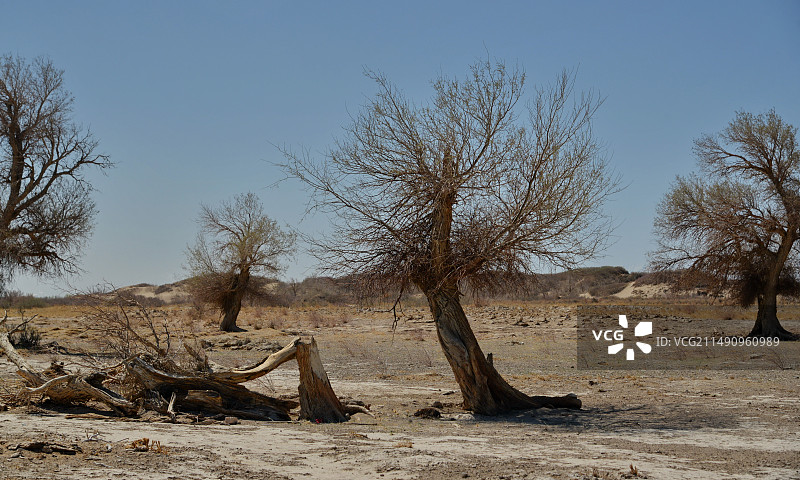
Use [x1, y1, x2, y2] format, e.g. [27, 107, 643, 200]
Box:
[591, 315, 652, 361]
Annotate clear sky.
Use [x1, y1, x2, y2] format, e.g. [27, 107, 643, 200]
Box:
[3, 0, 799, 296]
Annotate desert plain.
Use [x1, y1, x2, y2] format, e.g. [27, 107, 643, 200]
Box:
[1, 288, 799, 480]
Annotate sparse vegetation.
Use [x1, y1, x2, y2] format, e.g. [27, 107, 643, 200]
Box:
[78, 289, 207, 373]
[9, 325, 40, 350]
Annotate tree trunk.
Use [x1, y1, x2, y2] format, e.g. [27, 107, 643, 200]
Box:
[219, 269, 250, 332]
[210, 337, 299, 383]
[296, 337, 348, 423]
[425, 287, 580, 415]
[748, 293, 798, 340]
[747, 229, 798, 340]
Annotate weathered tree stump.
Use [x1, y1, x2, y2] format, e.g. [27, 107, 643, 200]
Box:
[296, 337, 348, 423]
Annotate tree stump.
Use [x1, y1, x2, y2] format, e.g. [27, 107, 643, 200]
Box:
[296, 337, 348, 423]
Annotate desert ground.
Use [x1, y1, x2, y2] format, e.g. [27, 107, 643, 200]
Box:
[1, 296, 799, 480]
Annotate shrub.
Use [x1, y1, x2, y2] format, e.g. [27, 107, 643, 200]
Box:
[10, 326, 41, 350]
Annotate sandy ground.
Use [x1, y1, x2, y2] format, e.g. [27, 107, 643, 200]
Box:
[612, 283, 671, 299]
[1, 303, 799, 479]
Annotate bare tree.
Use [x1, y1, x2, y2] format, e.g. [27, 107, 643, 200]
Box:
[285, 59, 617, 414]
[0, 54, 111, 287]
[652, 110, 800, 340]
[186, 192, 295, 331]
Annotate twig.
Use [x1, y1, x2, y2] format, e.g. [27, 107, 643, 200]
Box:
[167, 392, 177, 422]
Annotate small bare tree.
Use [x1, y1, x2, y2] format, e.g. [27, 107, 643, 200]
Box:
[0, 54, 111, 288]
[285, 59, 617, 414]
[186, 193, 295, 331]
[652, 110, 800, 340]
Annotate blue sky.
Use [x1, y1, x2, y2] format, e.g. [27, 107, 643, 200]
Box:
[3, 1, 799, 296]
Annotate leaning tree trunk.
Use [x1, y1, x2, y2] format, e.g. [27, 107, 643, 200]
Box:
[749, 292, 798, 340]
[425, 287, 580, 415]
[219, 269, 250, 332]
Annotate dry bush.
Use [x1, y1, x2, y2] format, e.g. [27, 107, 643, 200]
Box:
[268, 315, 286, 330]
[78, 290, 208, 374]
[303, 310, 347, 328]
[333, 311, 350, 326]
[260, 307, 292, 330]
[419, 346, 434, 368]
[305, 311, 325, 328]
[9, 325, 41, 350]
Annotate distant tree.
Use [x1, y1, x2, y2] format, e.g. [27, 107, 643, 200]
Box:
[285, 59, 617, 414]
[652, 110, 800, 340]
[0, 54, 111, 288]
[186, 193, 295, 331]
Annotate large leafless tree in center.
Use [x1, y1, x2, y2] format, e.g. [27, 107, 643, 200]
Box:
[0, 54, 111, 288]
[652, 110, 800, 340]
[285, 60, 618, 414]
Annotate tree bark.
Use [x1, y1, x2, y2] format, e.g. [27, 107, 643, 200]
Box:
[296, 337, 348, 423]
[219, 269, 250, 331]
[748, 293, 798, 340]
[425, 287, 580, 415]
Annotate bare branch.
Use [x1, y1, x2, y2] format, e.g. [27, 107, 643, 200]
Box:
[0, 54, 111, 287]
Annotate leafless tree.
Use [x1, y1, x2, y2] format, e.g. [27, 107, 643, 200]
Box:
[285, 59, 618, 414]
[0, 54, 111, 288]
[652, 110, 800, 340]
[186, 192, 295, 331]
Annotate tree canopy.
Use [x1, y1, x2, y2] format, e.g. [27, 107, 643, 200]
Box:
[0, 54, 111, 288]
[287, 61, 616, 296]
[286, 59, 617, 413]
[186, 192, 295, 331]
[652, 109, 800, 339]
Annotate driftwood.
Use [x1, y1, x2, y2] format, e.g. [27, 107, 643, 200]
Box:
[0, 330, 46, 386]
[0, 332, 138, 415]
[209, 337, 300, 383]
[1, 330, 366, 422]
[528, 393, 581, 410]
[13, 441, 82, 455]
[125, 356, 298, 420]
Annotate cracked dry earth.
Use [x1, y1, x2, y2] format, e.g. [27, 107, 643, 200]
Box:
[1, 303, 799, 479]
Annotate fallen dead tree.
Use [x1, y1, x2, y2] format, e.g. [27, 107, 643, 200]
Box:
[0, 328, 138, 416]
[1, 308, 364, 422]
[125, 356, 298, 420]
